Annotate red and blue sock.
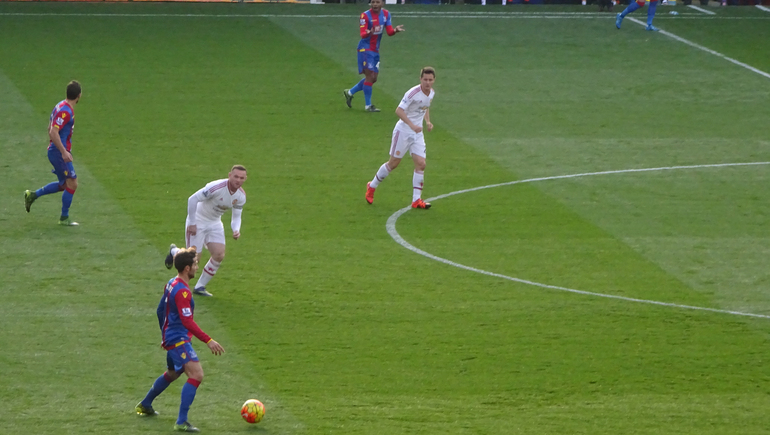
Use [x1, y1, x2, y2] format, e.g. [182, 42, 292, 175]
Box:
[141, 372, 174, 408]
[621, 0, 643, 17]
[61, 186, 75, 218]
[647, 0, 659, 26]
[349, 78, 365, 95]
[363, 82, 373, 106]
[35, 182, 63, 198]
[176, 378, 200, 425]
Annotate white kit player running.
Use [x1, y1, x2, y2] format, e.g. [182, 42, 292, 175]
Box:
[165, 165, 247, 297]
[365, 67, 436, 209]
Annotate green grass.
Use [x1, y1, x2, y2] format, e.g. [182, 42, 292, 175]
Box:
[2, 2, 770, 434]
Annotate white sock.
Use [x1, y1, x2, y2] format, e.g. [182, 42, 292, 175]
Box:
[171, 246, 180, 257]
[370, 163, 391, 188]
[413, 170, 424, 202]
[195, 258, 221, 289]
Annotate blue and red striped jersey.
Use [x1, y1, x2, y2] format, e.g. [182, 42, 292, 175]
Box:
[48, 100, 75, 152]
[357, 9, 394, 53]
[157, 277, 211, 348]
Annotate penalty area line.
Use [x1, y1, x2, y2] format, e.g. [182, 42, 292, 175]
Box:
[386, 161, 770, 320]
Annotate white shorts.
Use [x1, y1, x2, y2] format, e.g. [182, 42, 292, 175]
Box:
[389, 127, 426, 159]
[185, 219, 225, 253]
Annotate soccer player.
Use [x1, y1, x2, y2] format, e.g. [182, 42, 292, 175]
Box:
[24, 81, 82, 226]
[136, 247, 225, 433]
[164, 165, 247, 297]
[365, 67, 436, 209]
[342, 0, 404, 113]
[616, 0, 660, 31]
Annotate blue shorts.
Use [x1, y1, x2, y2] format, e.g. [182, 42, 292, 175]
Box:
[358, 50, 380, 74]
[166, 342, 199, 373]
[47, 148, 76, 184]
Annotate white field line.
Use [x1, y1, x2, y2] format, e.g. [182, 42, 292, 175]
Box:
[626, 16, 770, 80]
[757, 5, 770, 12]
[687, 4, 716, 14]
[0, 11, 766, 19]
[386, 161, 770, 320]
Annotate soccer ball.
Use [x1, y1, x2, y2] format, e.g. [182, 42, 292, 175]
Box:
[241, 399, 265, 424]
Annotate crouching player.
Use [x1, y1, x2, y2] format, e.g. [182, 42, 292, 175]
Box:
[136, 247, 225, 433]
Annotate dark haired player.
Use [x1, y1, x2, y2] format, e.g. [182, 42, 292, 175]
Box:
[343, 0, 404, 112]
[24, 81, 82, 226]
[135, 247, 225, 433]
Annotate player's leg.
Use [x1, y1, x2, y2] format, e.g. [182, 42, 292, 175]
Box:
[175, 345, 203, 432]
[58, 173, 78, 226]
[617, 0, 644, 28]
[26, 150, 68, 213]
[193, 225, 225, 296]
[363, 69, 380, 112]
[137, 354, 182, 415]
[646, 0, 660, 30]
[367, 129, 406, 204]
[410, 137, 431, 209]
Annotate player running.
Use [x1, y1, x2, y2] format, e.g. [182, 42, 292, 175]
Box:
[365, 67, 436, 209]
[24, 81, 82, 226]
[164, 165, 247, 297]
[616, 0, 660, 31]
[135, 247, 225, 433]
[342, 0, 404, 113]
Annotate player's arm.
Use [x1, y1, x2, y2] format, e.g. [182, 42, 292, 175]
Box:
[396, 107, 422, 133]
[424, 108, 433, 132]
[48, 115, 72, 162]
[186, 188, 207, 236]
[174, 291, 224, 355]
[360, 14, 372, 38]
[231, 206, 243, 240]
[384, 12, 404, 35]
[156, 291, 167, 331]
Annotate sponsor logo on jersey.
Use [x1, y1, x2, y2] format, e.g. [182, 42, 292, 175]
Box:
[183, 291, 188, 298]
[181, 352, 187, 359]
[373, 25, 383, 35]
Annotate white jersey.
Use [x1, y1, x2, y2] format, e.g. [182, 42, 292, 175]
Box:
[189, 179, 247, 225]
[395, 85, 435, 132]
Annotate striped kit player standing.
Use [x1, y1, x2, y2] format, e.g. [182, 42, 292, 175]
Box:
[165, 165, 247, 297]
[365, 67, 436, 209]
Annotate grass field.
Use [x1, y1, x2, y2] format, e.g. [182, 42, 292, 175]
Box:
[2, 2, 770, 434]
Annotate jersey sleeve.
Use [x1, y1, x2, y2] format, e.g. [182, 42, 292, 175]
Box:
[174, 289, 212, 344]
[359, 13, 370, 38]
[156, 290, 167, 332]
[398, 89, 413, 111]
[384, 10, 396, 36]
[51, 110, 70, 130]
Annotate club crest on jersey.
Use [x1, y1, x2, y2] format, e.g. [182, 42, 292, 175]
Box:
[396, 151, 401, 156]
[232, 199, 237, 205]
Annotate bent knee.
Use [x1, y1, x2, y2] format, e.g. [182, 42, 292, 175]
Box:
[66, 178, 78, 191]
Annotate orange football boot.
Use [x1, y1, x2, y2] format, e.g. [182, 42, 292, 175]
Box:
[366, 182, 375, 204]
[411, 198, 431, 209]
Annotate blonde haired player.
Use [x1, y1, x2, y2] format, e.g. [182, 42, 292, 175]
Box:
[165, 165, 247, 297]
[365, 67, 436, 209]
